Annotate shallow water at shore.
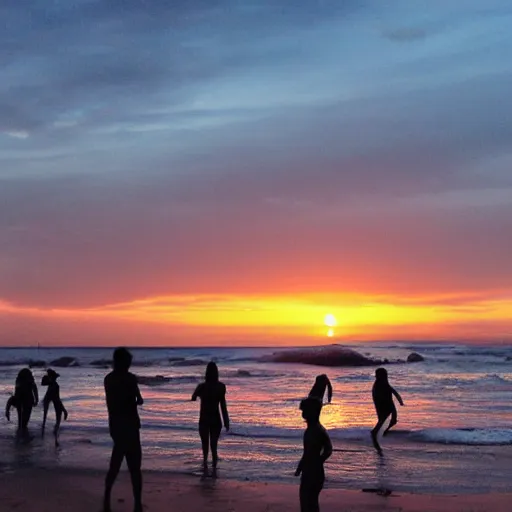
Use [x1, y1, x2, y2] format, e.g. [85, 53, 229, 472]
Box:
[1, 343, 511, 493]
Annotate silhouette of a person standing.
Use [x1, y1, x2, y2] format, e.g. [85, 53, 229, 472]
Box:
[5, 368, 38, 436]
[295, 397, 332, 512]
[103, 348, 144, 512]
[192, 361, 230, 474]
[41, 368, 68, 446]
[371, 367, 404, 454]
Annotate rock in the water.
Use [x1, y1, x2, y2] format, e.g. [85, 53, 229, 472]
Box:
[236, 369, 251, 377]
[90, 359, 111, 368]
[50, 356, 79, 367]
[137, 375, 171, 386]
[171, 359, 208, 367]
[263, 346, 381, 367]
[407, 352, 425, 363]
[29, 360, 46, 368]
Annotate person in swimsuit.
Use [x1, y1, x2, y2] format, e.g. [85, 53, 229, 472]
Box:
[191, 361, 230, 475]
[41, 368, 69, 446]
[295, 397, 333, 512]
[103, 348, 144, 512]
[5, 368, 38, 436]
[371, 367, 404, 455]
[308, 374, 333, 404]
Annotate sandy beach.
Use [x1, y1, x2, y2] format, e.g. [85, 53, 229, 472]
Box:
[0, 468, 510, 512]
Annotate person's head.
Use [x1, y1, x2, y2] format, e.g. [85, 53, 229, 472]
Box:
[16, 368, 33, 384]
[113, 347, 133, 371]
[205, 361, 219, 383]
[375, 367, 388, 382]
[300, 397, 322, 424]
[46, 368, 60, 381]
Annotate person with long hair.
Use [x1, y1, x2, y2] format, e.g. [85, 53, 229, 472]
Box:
[5, 368, 38, 437]
[308, 374, 333, 404]
[191, 361, 230, 474]
[295, 397, 332, 512]
[103, 348, 144, 512]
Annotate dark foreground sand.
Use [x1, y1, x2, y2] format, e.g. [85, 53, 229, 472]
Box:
[0, 468, 510, 512]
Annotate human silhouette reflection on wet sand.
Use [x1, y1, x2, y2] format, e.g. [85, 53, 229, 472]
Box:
[192, 362, 230, 477]
[103, 348, 144, 512]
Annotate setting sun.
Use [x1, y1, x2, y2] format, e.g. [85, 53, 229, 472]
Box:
[324, 313, 337, 328]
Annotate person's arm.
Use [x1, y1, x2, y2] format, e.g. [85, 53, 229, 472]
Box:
[295, 456, 304, 476]
[5, 397, 12, 421]
[132, 375, 144, 406]
[191, 384, 202, 401]
[326, 377, 333, 404]
[104, 377, 113, 414]
[32, 383, 39, 406]
[321, 429, 333, 463]
[136, 385, 144, 406]
[391, 386, 404, 406]
[220, 385, 230, 431]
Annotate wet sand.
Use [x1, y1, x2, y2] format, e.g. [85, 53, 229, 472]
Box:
[0, 468, 510, 511]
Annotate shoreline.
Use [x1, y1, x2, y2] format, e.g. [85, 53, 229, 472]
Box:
[0, 468, 511, 511]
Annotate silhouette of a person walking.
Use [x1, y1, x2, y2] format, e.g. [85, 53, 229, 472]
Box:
[41, 368, 68, 446]
[295, 397, 332, 512]
[371, 367, 404, 454]
[191, 361, 230, 475]
[103, 348, 144, 512]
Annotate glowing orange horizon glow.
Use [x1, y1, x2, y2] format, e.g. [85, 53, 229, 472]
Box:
[1, 291, 512, 345]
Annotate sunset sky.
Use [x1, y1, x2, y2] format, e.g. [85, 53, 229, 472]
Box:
[1, 1, 512, 346]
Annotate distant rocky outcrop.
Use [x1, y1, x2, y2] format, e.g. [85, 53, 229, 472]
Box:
[407, 352, 425, 363]
[171, 359, 208, 367]
[50, 356, 79, 367]
[263, 346, 381, 367]
[90, 359, 111, 368]
[29, 360, 46, 368]
[137, 375, 171, 386]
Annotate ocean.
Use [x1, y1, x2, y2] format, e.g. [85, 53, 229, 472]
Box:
[1, 343, 511, 494]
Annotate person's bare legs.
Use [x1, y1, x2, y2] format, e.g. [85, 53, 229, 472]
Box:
[210, 424, 222, 476]
[383, 407, 397, 436]
[42, 400, 49, 437]
[54, 406, 63, 447]
[104, 444, 124, 512]
[199, 424, 210, 471]
[371, 415, 388, 455]
[126, 438, 143, 512]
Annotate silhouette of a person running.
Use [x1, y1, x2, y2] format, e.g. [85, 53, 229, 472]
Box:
[308, 374, 333, 404]
[371, 367, 404, 454]
[191, 361, 230, 474]
[5, 368, 38, 436]
[103, 348, 144, 512]
[41, 368, 68, 446]
[295, 397, 332, 512]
